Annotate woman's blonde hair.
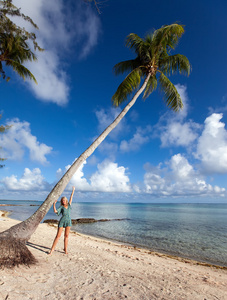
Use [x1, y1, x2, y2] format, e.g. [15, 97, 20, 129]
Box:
[60, 196, 68, 205]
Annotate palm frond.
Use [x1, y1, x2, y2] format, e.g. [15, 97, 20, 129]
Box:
[0, 33, 37, 82]
[125, 33, 145, 55]
[154, 24, 184, 54]
[143, 75, 158, 99]
[126, 33, 156, 65]
[5, 59, 37, 83]
[112, 68, 141, 107]
[113, 58, 141, 76]
[158, 72, 183, 111]
[160, 54, 191, 76]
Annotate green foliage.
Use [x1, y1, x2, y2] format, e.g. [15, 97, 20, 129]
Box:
[158, 72, 182, 111]
[112, 23, 191, 111]
[143, 75, 158, 99]
[0, 114, 8, 168]
[0, 0, 43, 82]
[112, 68, 141, 107]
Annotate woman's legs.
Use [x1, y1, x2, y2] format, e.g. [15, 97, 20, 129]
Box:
[64, 226, 70, 254]
[49, 227, 63, 254]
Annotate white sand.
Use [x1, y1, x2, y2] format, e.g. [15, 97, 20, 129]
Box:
[0, 211, 227, 300]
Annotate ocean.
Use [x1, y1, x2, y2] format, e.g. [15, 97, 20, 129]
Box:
[1, 200, 227, 267]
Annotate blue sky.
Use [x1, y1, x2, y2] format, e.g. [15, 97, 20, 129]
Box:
[0, 0, 227, 203]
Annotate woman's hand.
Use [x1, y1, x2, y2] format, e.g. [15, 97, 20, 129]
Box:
[53, 200, 58, 213]
[72, 186, 75, 191]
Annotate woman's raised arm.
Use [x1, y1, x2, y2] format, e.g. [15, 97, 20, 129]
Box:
[69, 186, 75, 205]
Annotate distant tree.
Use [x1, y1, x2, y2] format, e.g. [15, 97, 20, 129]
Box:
[0, 0, 43, 82]
[0, 24, 191, 268]
[0, 115, 8, 168]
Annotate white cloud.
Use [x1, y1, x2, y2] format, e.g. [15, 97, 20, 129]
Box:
[155, 84, 200, 148]
[120, 126, 151, 152]
[0, 119, 52, 164]
[26, 52, 69, 106]
[75, 4, 101, 59]
[12, 0, 101, 105]
[2, 168, 47, 191]
[89, 160, 131, 192]
[169, 154, 194, 180]
[144, 154, 226, 197]
[58, 160, 90, 191]
[175, 84, 189, 119]
[195, 113, 227, 174]
[58, 159, 131, 193]
[160, 121, 199, 147]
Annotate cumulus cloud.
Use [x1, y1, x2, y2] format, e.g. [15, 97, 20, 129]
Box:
[58, 159, 131, 193]
[160, 121, 199, 147]
[120, 126, 151, 152]
[26, 52, 69, 106]
[89, 160, 131, 192]
[174, 84, 189, 119]
[95, 107, 151, 155]
[155, 84, 200, 148]
[13, 0, 101, 105]
[144, 154, 226, 197]
[2, 168, 48, 191]
[195, 113, 227, 174]
[57, 160, 90, 191]
[0, 119, 52, 164]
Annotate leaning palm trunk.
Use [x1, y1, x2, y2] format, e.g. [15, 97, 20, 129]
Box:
[0, 73, 151, 267]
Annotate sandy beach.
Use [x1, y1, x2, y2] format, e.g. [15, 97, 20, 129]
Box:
[0, 211, 227, 300]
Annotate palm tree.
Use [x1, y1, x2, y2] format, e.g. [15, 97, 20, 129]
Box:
[0, 0, 43, 82]
[0, 33, 37, 82]
[0, 23, 191, 267]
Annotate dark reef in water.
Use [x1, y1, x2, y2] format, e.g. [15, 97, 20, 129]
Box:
[44, 218, 129, 225]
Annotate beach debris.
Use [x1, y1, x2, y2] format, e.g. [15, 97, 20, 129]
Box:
[0, 237, 36, 269]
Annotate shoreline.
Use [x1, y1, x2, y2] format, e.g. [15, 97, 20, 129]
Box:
[74, 230, 227, 270]
[1, 209, 227, 269]
[74, 229, 227, 270]
[1, 211, 227, 299]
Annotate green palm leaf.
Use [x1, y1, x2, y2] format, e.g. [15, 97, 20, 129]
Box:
[5, 59, 37, 83]
[160, 54, 191, 76]
[143, 75, 158, 99]
[113, 58, 141, 76]
[0, 1, 42, 83]
[0, 34, 37, 82]
[112, 68, 141, 106]
[125, 33, 145, 55]
[153, 24, 185, 55]
[158, 72, 183, 111]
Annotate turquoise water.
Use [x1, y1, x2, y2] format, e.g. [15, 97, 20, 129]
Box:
[1, 200, 227, 267]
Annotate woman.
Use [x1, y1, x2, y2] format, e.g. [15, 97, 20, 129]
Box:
[49, 186, 75, 255]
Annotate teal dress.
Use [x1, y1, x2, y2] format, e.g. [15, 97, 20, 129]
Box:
[56, 204, 72, 228]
